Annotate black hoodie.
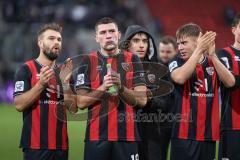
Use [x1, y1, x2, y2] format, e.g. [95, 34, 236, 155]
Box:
[121, 25, 174, 112]
[120, 25, 158, 63]
[121, 25, 174, 141]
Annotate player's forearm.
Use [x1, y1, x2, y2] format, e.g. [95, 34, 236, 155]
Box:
[172, 52, 202, 84]
[14, 82, 45, 112]
[63, 85, 78, 113]
[211, 55, 235, 87]
[76, 85, 106, 109]
[119, 86, 147, 108]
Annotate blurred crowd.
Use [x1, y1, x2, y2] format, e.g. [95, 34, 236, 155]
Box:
[0, 0, 160, 103]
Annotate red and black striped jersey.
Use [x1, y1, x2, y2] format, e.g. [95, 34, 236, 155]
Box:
[13, 60, 68, 150]
[218, 46, 240, 131]
[168, 56, 220, 141]
[73, 51, 146, 141]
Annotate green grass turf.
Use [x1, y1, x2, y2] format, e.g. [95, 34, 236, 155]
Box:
[0, 103, 219, 160]
[0, 104, 86, 160]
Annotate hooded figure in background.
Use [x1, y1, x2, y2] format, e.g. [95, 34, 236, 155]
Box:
[120, 25, 174, 160]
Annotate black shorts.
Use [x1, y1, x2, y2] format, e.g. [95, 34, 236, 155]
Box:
[219, 130, 240, 160]
[138, 126, 171, 160]
[84, 141, 139, 160]
[170, 139, 216, 160]
[23, 149, 68, 160]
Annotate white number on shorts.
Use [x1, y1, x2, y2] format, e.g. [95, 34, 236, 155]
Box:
[131, 154, 139, 160]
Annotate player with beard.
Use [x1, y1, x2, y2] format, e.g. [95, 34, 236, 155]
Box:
[13, 23, 77, 160]
[73, 17, 147, 160]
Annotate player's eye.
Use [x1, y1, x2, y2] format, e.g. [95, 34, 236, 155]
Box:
[143, 39, 148, 44]
[132, 39, 139, 43]
[49, 37, 55, 40]
[99, 31, 106, 35]
[109, 29, 115, 33]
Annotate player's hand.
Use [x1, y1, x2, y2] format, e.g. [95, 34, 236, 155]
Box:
[207, 42, 216, 57]
[103, 73, 121, 89]
[196, 31, 216, 54]
[109, 73, 121, 90]
[60, 58, 73, 84]
[38, 66, 54, 87]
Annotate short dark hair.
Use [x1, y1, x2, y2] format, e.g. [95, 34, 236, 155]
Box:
[176, 23, 202, 40]
[232, 13, 240, 27]
[159, 36, 177, 49]
[95, 17, 118, 31]
[37, 23, 62, 38]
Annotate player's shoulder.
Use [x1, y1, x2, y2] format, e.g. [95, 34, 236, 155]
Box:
[168, 55, 184, 72]
[14, 60, 33, 80]
[17, 60, 33, 73]
[122, 50, 135, 57]
[171, 54, 184, 63]
[89, 51, 98, 56]
[217, 47, 232, 58]
[122, 50, 141, 62]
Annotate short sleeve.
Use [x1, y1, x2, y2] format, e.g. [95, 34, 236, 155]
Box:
[217, 49, 232, 71]
[72, 59, 91, 91]
[168, 56, 184, 73]
[13, 64, 31, 97]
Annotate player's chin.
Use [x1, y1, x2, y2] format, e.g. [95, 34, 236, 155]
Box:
[105, 45, 117, 51]
[52, 50, 60, 55]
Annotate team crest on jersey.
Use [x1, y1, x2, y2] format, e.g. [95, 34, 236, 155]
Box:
[206, 67, 214, 75]
[15, 81, 24, 92]
[121, 62, 130, 71]
[76, 74, 84, 85]
[148, 74, 156, 83]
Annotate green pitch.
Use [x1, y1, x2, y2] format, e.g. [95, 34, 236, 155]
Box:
[0, 104, 219, 160]
[0, 104, 85, 160]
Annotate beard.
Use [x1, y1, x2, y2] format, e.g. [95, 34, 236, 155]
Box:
[42, 44, 60, 61]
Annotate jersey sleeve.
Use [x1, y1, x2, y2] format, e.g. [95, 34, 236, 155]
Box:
[132, 54, 146, 87]
[217, 49, 237, 88]
[13, 64, 31, 97]
[168, 56, 184, 73]
[217, 49, 234, 71]
[72, 58, 91, 91]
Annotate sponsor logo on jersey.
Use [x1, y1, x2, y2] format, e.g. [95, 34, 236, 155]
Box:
[169, 61, 178, 72]
[206, 67, 214, 75]
[15, 81, 24, 92]
[76, 74, 84, 85]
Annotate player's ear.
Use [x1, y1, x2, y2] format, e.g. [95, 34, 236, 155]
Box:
[95, 33, 99, 43]
[118, 31, 121, 40]
[37, 37, 42, 48]
[232, 27, 236, 35]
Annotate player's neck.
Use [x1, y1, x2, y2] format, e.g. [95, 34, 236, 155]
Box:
[233, 41, 240, 50]
[101, 48, 120, 57]
[36, 53, 55, 67]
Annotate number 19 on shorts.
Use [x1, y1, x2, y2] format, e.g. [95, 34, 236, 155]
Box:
[131, 154, 139, 160]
